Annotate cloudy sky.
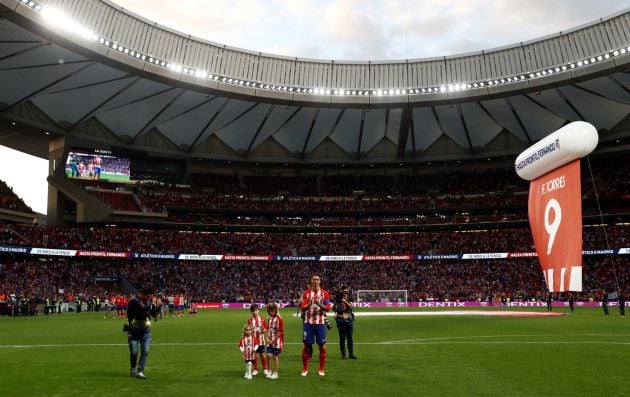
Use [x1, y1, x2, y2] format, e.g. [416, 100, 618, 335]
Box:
[1, 0, 629, 214]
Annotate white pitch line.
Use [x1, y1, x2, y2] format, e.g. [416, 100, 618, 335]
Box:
[349, 311, 564, 316]
[382, 333, 630, 344]
[1, 334, 629, 349]
[375, 341, 630, 345]
[295, 311, 567, 317]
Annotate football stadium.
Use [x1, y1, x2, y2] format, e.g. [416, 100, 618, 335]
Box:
[0, 0, 629, 396]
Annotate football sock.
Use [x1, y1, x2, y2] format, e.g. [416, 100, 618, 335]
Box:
[319, 345, 327, 371]
[302, 346, 311, 371]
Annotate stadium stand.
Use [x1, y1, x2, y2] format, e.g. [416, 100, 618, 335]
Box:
[1, 1, 629, 316]
[0, 179, 32, 214]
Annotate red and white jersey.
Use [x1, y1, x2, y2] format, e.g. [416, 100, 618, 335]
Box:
[266, 315, 284, 349]
[301, 288, 331, 325]
[238, 335, 257, 361]
[174, 296, 181, 306]
[248, 315, 268, 346]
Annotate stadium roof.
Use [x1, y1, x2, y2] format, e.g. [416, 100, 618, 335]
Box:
[1, 0, 630, 165]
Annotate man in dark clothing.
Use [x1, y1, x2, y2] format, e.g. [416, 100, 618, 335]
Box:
[568, 295, 575, 312]
[602, 291, 610, 316]
[619, 292, 625, 317]
[334, 285, 356, 360]
[127, 289, 161, 379]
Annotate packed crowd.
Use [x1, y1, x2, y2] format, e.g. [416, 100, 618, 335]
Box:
[164, 211, 524, 226]
[1, 222, 628, 256]
[4, 220, 627, 314]
[0, 255, 627, 305]
[0, 180, 32, 214]
[1, 159, 628, 308]
[49, 159, 630, 230]
[133, 164, 629, 216]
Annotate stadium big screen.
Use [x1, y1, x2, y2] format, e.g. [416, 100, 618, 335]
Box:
[65, 149, 131, 182]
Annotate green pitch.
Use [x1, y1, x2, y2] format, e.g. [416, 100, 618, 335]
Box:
[1, 307, 628, 397]
[64, 170, 130, 182]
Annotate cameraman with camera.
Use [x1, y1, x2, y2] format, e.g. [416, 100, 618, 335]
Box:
[334, 285, 357, 360]
[126, 288, 161, 379]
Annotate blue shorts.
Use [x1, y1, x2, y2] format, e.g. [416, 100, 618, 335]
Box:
[303, 323, 326, 345]
[266, 346, 282, 356]
[255, 345, 265, 353]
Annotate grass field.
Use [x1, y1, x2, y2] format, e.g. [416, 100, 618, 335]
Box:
[64, 170, 130, 182]
[1, 307, 628, 397]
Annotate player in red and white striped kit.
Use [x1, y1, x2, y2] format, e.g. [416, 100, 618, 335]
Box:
[265, 303, 284, 380]
[238, 324, 258, 379]
[300, 274, 331, 376]
[247, 303, 268, 376]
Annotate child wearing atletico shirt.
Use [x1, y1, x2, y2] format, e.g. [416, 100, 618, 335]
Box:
[238, 324, 258, 379]
[264, 303, 284, 380]
[247, 304, 268, 376]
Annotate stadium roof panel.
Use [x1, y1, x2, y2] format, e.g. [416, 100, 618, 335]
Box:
[0, 0, 629, 165]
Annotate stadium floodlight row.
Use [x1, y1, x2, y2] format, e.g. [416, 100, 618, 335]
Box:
[5, 0, 630, 105]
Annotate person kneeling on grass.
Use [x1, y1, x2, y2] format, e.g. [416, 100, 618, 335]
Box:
[265, 303, 284, 379]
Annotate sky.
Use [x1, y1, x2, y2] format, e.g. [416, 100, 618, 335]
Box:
[1, 0, 629, 214]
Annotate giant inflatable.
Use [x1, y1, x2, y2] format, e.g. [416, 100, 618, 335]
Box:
[515, 121, 598, 292]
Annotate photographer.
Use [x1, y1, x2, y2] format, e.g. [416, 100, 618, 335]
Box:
[126, 288, 161, 379]
[334, 285, 356, 359]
